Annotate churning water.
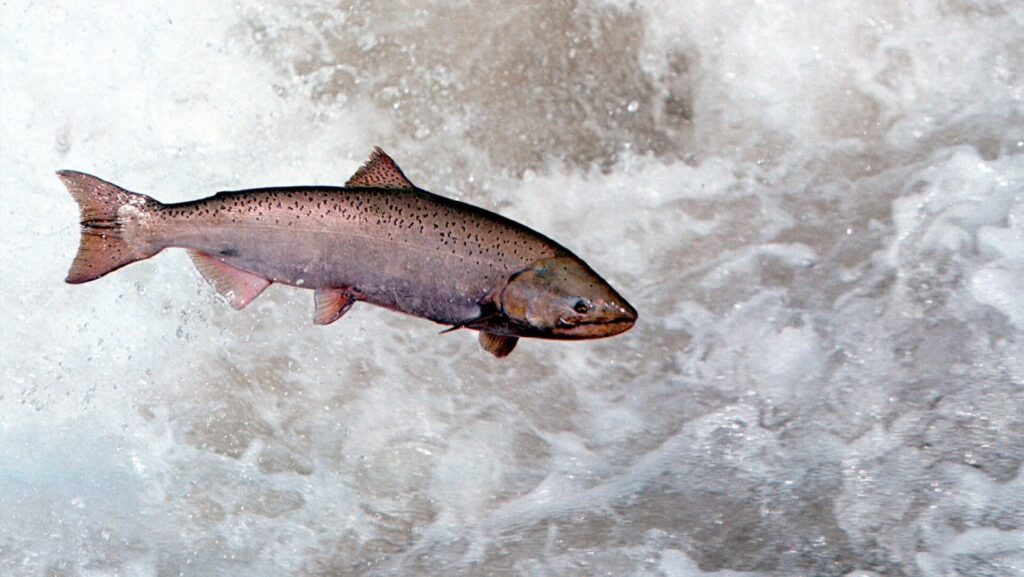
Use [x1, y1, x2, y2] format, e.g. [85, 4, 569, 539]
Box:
[1, 1, 1022, 575]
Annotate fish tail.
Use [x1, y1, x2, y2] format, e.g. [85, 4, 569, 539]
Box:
[57, 170, 162, 284]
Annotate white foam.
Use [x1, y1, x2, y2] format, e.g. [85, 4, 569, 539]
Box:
[3, 0, 1023, 575]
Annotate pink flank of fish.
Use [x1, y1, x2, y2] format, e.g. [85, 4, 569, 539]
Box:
[58, 148, 637, 357]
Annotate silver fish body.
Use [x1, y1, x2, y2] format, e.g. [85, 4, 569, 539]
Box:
[160, 186, 565, 324]
[59, 148, 636, 357]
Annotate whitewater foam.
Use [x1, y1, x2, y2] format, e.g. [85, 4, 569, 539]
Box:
[2, 0, 1022, 575]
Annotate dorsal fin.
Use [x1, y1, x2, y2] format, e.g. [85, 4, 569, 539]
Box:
[346, 147, 415, 190]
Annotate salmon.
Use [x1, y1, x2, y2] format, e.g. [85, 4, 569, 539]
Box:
[58, 148, 637, 357]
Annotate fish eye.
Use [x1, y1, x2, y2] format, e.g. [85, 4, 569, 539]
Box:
[573, 299, 589, 314]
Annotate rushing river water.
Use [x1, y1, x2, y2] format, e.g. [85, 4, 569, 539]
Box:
[2, 1, 1022, 575]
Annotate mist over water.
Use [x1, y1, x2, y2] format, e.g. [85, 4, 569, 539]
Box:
[2, 1, 1023, 576]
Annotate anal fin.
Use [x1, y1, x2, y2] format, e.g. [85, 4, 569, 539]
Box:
[314, 288, 355, 325]
[188, 250, 270, 310]
[479, 332, 518, 358]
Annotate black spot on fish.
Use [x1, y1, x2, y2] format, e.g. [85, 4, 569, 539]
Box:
[219, 247, 239, 257]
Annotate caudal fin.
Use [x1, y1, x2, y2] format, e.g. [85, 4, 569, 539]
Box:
[57, 170, 161, 284]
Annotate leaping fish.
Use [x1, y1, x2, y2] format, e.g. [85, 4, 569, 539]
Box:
[58, 148, 637, 357]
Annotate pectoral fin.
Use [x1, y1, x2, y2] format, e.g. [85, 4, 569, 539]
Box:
[439, 305, 502, 334]
[188, 251, 270, 310]
[313, 288, 355, 325]
[479, 332, 518, 358]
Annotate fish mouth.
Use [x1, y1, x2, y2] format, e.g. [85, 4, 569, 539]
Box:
[550, 319, 636, 339]
[550, 306, 637, 339]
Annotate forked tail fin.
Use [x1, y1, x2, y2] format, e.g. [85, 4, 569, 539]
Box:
[57, 170, 161, 284]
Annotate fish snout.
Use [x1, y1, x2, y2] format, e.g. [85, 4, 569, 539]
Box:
[595, 296, 638, 335]
[613, 297, 638, 325]
[553, 296, 637, 339]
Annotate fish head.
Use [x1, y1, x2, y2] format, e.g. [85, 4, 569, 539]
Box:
[497, 257, 637, 339]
